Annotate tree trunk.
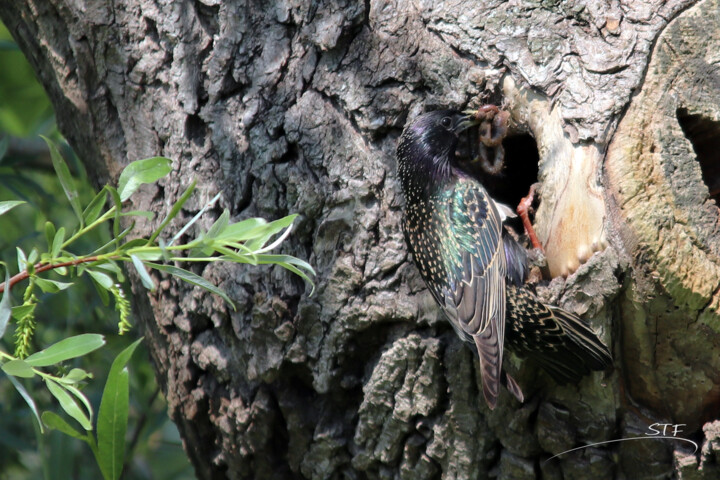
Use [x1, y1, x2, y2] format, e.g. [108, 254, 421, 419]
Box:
[3, 0, 720, 478]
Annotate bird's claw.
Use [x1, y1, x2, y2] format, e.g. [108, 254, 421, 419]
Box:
[517, 183, 544, 252]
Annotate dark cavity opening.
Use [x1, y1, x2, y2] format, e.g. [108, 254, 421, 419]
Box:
[493, 132, 540, 207]
[455, 127, 541, 236]
[184, 114, 207, 147]
[462, 132, 539, 209]
[676, 108, 720, 204]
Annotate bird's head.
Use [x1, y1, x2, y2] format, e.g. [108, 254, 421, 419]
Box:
[397, 110, 479, 194]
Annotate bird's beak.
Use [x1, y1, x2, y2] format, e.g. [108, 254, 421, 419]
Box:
[454, 111, 481, 134]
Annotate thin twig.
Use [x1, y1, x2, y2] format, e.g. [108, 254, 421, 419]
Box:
[0, 256, 101, 294]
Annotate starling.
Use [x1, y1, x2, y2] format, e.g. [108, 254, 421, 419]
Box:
[397, 109, 612, 409]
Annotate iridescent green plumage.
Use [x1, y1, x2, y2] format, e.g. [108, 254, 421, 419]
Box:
[403, 176, 508, 406]
[397, 109, 612, 409]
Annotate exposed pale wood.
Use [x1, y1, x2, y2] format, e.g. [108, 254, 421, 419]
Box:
[502, 76, 607, 278]
[605, 0, 720, 430]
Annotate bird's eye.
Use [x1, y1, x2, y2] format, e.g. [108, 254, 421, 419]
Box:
[440, 117, 453, 130]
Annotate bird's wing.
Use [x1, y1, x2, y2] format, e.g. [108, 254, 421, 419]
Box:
[505, 285, 612, 383]
[440, 179, 508, 408]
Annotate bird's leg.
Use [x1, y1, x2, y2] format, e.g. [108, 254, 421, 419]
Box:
[517, 183, 544, 252]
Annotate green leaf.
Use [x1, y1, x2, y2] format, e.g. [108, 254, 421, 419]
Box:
[6, 374, 43, 433]
[16, 246, 27, 272]
[35, 278, 74, 294]
[119, 238, 147, 250]
[117, 157, 172, 202]
[215, 245, 257, 264]
[119, 210, 154, 219]
[127, 250, 162, 261]
[91, 223, 134, 255]
[97, 338, 142, 480]
[0, 200, 25, 216]
[205, 208, 229, 240]
[60, 368, 93, 384]
[11, 304, 35, 322]
[130, 255, 155, 291]
[0, 266, 10, 339]
[52, 227, 66, 258]
[91, 276, 110, 306]
[107, 186, 122, 242]
[158, 239, 171, 262]
[97, 368, 127, 480]
[214, 217, 268, 242]
[2, 359, 35, 378]
[42, 136, 84, 224]
[45, 221, 56, 251]
[86, 269, 114, 290]
[27, 248, 39, 265]
[42, 411, 86, 440]
[92, 261, 122, 276]
[148, 179, 196, 244]
[254, 254, 316, 293]
[146, 262, 235, 309]
[244, 215, 298, 252]
[254, 254, 315, 273]
[83, 188, 107, 225]
[64, 383, 95, 427]
[188, 244, 214, 259]
[94, 260, 125, 283]
[45, 378, 92, 431]
[25, 333, 106, 367]
[77, 263, 88, 276]
[168, 192, 221, 247]
[276, 262, 315, 294]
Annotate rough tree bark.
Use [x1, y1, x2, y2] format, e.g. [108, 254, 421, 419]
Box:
[2, 0, 720, 478]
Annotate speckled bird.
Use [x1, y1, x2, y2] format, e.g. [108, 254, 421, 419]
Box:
[397, 109, 612, 409]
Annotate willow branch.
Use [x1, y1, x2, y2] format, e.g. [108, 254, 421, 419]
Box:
[0, 256, 101, 294]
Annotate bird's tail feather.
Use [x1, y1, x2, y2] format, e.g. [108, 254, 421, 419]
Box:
[474, 319, 502, 409]
[550, 306, 612, 372]
[506, 286, 612, 385]
[502, 371, 524, 403]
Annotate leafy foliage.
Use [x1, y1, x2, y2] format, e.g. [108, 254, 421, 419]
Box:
[0, 24, 53, 138]
[1, 21, 315, 479]
[1, 25, 191, 478]
[0, 146, 314, 479]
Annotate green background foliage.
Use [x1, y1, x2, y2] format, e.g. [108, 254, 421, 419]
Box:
[0, 22, 194, 480]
